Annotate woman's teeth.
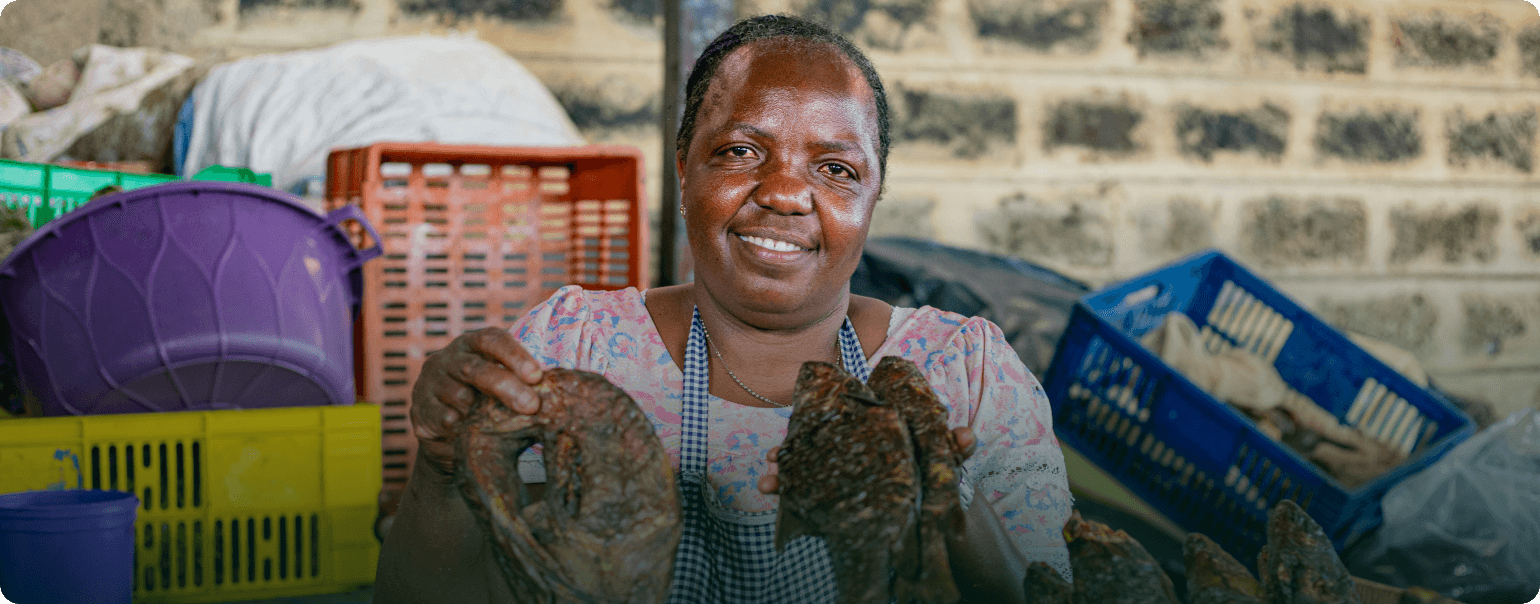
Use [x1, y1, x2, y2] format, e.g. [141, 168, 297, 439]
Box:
[738, 234, 803, 252]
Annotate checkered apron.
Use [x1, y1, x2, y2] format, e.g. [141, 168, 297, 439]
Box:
[665, 308, 873, 604]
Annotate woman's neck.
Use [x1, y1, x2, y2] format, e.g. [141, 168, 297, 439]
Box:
[691, 283, 850, 408]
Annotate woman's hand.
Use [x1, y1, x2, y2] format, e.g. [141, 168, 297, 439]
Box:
[410, 327, 546, 478]
[376, 327, 536, 604]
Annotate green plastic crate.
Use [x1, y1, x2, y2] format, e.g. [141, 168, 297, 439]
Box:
[0, 160, 273, 229]
[188, 165, 273, 187]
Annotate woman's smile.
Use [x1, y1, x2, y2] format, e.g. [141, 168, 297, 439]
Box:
[736, 233, 807, 253]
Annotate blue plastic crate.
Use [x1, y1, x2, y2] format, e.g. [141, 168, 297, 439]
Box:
[1043, 249, 1473, 569]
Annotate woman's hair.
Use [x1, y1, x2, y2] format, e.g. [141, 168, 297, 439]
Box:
[676, 14, 892, 185]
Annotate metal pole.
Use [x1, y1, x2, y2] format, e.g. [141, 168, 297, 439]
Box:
[659, 0, 734, 287]
[660, 0, 683, 287]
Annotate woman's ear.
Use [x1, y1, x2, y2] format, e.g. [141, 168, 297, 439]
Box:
[675, 151, 688, 190]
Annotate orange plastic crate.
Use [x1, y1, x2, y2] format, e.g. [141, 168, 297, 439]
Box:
[325, 143, 647, 519]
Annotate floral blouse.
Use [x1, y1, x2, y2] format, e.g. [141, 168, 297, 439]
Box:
[509, 286, 1074, 580]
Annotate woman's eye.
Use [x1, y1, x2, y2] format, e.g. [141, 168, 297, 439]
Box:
[823, 163, 855, 180]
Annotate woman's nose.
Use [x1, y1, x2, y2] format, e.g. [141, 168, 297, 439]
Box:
[750, 162, 814, 216]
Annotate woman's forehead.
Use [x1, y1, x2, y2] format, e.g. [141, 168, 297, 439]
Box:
[699, 39, 877, 128]
[707, 39, 872, 108]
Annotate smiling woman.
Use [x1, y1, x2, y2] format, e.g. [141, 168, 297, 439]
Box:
[373, 13, 1073, 604]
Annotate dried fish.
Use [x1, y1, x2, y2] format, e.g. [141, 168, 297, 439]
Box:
[776, 361, 925, 604]
[1396, 586, 1462, 604]
[456, 369, 680, 603]
[1184, 533, 1265, 604]
[1257, 499, 1360, 604]
[868, 356, 965, 604]
[1063, 511, 1181, 604]
[1021, 561, 1074, 604]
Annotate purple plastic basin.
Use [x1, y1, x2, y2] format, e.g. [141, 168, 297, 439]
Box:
[0, 489, 139, 604]
[0, 181, 382, 415]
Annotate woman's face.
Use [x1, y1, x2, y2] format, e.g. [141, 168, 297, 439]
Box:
[679, 38, 882, 327]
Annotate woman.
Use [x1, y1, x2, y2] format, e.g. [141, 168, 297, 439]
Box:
[374, 14, 1073, 603]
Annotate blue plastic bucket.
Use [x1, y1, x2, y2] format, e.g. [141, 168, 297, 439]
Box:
[0, 490, 138, 604]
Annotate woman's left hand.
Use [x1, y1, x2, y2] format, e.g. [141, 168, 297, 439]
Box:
[757, 425, 1028, 604]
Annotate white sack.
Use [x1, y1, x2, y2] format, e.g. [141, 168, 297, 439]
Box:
[180, 35, 585, 197]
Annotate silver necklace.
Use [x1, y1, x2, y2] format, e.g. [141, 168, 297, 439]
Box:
[699, 319, 840, 408]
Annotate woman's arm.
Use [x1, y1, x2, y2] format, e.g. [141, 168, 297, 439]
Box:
[954, 316, 1075, 583]
[949, 495, 1029, 604]
[373, 450, 513, 604]
[373, 318, 558, 603]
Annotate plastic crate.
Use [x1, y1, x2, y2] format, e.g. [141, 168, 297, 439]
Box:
[1043, 249, 1473, 571]
[0, 159, 272, 228]
[0, 405, 381, 602]
[325, 142, 647, 519]
[190, 165, 274, 187]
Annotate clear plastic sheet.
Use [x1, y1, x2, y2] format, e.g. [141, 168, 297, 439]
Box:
[1345, 409, 1540, 604]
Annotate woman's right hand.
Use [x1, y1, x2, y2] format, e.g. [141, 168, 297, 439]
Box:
[410, 326, 546, 477]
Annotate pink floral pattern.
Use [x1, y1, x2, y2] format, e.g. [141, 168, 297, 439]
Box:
[511, 286, 1073, 579]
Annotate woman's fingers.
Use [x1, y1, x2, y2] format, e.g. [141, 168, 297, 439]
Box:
[444, 354, 541, 414]
[408, 328, 546, 475]
[433, 328, 545, 414]
[467, 327, 543, 384]
[952, 426, 978, 460]
[759, 446, 784, 493]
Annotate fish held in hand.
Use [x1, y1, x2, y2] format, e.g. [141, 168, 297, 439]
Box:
[867, 355, 965, 604]
[776, 361, 925, 604]
[455, 368, 681, 604]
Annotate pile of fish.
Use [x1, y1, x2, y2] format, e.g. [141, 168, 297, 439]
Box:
[775, 356, 967, 604]
[1025, 499, 1462, 604]
[455, 368, 681, 604]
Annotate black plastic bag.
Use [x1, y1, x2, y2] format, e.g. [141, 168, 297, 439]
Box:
[850, 236, 1090, 376]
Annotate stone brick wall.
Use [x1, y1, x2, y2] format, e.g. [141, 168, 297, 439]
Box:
[814, 0, 1540, 419]
[3, 0, 1536, 416]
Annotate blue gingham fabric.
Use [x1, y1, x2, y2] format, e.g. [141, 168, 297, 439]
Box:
[665, 308, 871, 604]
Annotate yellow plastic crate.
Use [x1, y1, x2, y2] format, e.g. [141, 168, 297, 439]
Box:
[0, 405, 381, 603]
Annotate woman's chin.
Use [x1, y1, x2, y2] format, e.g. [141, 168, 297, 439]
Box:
[713, 279, 848, 325]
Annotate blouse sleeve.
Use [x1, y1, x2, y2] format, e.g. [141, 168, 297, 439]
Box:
[505, 285, 610, 483]
[508, 285, 609, 374]
[944, 316, 1075, 583]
